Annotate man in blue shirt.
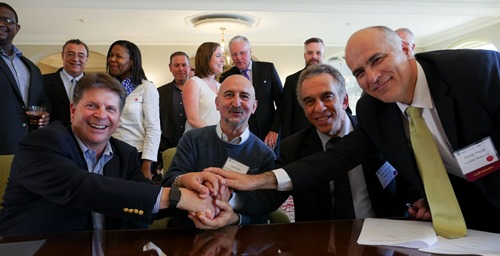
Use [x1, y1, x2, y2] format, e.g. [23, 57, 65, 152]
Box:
[0, 73, 219, 235]
[0, 2, 51, 155]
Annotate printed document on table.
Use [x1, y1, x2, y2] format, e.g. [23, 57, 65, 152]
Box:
[357, 218, 437, 249]
[420, 229, 500, 255]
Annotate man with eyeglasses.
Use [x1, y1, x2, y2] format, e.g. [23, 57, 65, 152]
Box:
[0, 2, 51, 155]
[44, 39, 89, 123]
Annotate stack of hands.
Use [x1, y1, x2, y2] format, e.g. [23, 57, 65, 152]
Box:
[172, 168, 246, 230]
[173, 167, 432, 230]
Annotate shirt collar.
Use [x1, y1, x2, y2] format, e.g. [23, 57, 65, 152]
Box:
[241, 60, 253, 72]
[74, 132, 114, 158]
[0, 45, 22, 58]
[216, 123, 250, 145]
[317, 111, 352, 150]
[396, 61, 434, 115]
[61, 68, 84, 82]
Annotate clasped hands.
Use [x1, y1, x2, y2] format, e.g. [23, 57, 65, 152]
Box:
[173, 171, 243, 229]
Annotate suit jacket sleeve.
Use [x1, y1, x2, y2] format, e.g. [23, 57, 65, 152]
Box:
[268, 63, 284, 134]
[235, 151, 289, 216]
[284, 125, 376, 193]
[281, 74, 296, 139]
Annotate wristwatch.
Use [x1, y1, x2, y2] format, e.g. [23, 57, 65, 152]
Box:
[169, 186, 181, 209]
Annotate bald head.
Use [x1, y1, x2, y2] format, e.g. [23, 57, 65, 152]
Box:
[344, 26, 417, 104]
[216, 75, 257, 132]
[218, 75, 255, 99]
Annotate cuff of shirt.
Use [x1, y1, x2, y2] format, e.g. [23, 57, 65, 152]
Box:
[152, 187, 163, 214]
[228, 192, 242, 211]
[273, 168, 293, 191]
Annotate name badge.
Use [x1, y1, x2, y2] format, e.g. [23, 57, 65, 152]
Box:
[222, 157, 249, 174]
[453, 137, 500, 182]
[376, 161, 398, 189]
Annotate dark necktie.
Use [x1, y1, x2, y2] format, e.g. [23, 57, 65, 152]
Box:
[241, 69, 250, 80]
[69, 78, 77, 102]
[326, 137, 356, 220]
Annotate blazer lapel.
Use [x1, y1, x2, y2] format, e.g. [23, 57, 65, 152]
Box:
[103, 144, 120, 178]
[166, 81, 175, 119]
[419, 61, 459, 149]
[0, 56, 23, 101]
[379, 103, 424, 191]
[251, 61, 265, 86]
[52, 68, 71, 106]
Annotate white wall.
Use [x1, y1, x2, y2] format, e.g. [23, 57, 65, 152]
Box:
[17, 21, 500, 88]
[421, 22, 500, 52]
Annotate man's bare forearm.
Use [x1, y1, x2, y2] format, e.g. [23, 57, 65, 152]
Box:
[253, 171, 278, 190]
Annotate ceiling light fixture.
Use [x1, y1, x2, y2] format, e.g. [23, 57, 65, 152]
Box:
[186, 12, 260, 34]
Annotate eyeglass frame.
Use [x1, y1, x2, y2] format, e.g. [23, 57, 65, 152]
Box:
[63, 51, 88, 60]
[0, 18, 17, 26]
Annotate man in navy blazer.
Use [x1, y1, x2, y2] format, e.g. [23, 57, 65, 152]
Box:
[0, 3, 51, 155]
[0, 73, 217, 235]
[208, 26, 500, 233]
[43, 39, 89, 123]
[219, 36, 283, 156]
[277, 64, 408, 222]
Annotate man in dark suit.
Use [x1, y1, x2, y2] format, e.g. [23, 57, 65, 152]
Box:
[207, 26, 500, 234]
[281, 37, 324, 140]
[0, 73, 218, 235]
[219, 36, 283, 156]
[277, 63, 406, 222]
[0, 3, 50, 155]
[158, 51, 190, 152]
[43, 39, 89, 123]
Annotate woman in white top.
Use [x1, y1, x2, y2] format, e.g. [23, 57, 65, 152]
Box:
[183, 42, 225, 132]
[106, 40, 161, 180]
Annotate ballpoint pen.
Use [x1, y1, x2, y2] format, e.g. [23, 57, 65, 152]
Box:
[406, 203, 417, 212]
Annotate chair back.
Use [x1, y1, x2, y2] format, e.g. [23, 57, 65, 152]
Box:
[149, 148, 177, 229]
[0, 154, 14, 205]
[162, 148, 177, 172]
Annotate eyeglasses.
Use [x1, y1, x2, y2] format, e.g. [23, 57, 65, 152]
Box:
[402, 41, 414, 47]
[64, 51, 87, 60]
[0, 18, 17, 25]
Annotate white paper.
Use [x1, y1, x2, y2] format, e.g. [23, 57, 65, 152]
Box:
[0, 239, 45, 256]
[143, 241, 167, 256]
[420, 229, 500, 255]
[357, 218, 437, 249]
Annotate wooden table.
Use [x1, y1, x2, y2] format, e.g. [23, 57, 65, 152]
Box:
[0, 219, 436, 255]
